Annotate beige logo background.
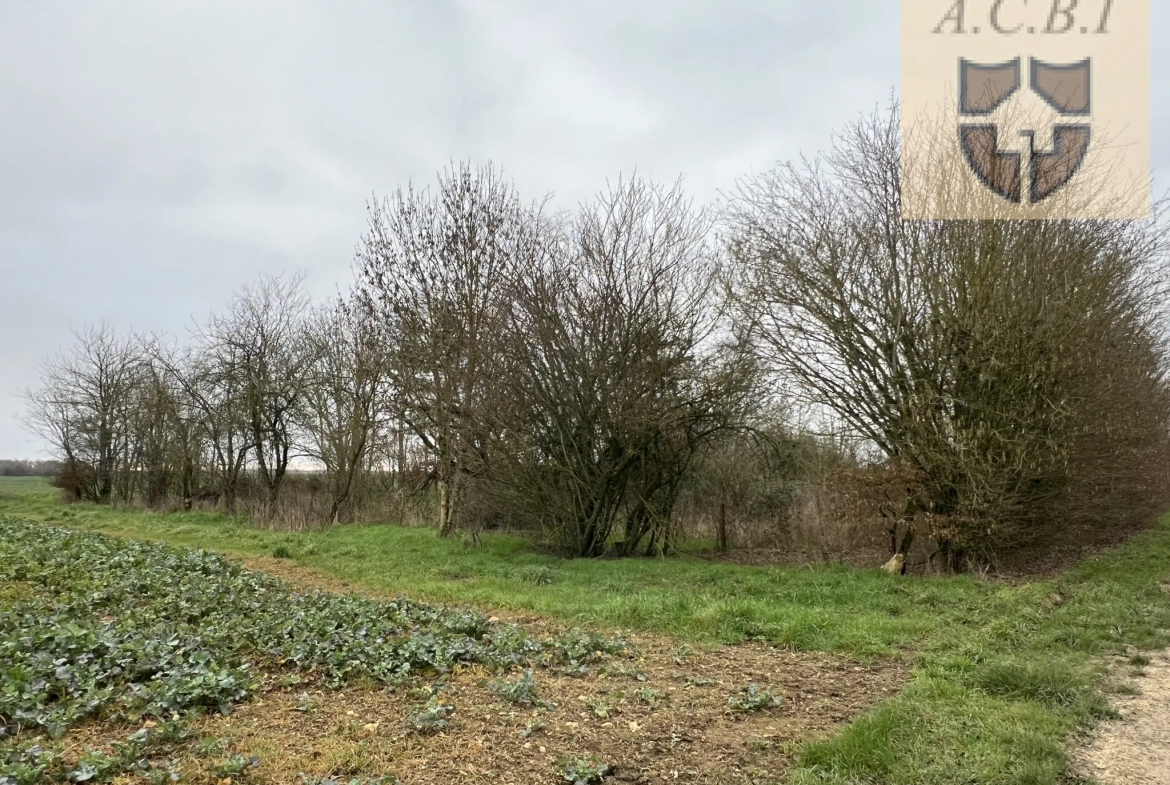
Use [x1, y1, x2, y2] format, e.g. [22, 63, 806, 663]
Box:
[902, 0, 1150, 219]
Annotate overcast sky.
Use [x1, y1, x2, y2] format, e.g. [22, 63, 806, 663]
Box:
[1, 0, 1167, 458]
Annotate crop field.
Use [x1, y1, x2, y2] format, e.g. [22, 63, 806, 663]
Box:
[4, 477, 1170, 784]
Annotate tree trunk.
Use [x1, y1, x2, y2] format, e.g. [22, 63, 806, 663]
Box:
[266, 484, 280, 521]
[179, 454, 193, 511]
[717, 501, 729, 552]
[895, 526, 914, 575]
[438, 478, 453, 536]
[397, 419, 407, 486]
[937, 539, 964, 573]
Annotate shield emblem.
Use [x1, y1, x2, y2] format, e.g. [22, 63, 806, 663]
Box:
[1030, 125, 1091, 202]
[1030, 58, 1091, 115]
[957, 57, 1092, 204]
[959, 58, 1021, 115]
[960, 125, 1022, 203]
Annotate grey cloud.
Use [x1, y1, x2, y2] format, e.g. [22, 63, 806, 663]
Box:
[1, 0, 1166, 457]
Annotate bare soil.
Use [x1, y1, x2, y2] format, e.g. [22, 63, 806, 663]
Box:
[178, 638, 905, 784]
[84, 557, 909, 784]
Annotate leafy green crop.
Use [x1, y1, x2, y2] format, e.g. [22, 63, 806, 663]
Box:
[556, 755, 613, 785]
[728, 684, 782, 712]
[0, 519, 628, 782]
[635, 686, 668, 708]
[2, 722, 188, 785]
[490, 668, 547, 706]
[298, 775, 396, 785]
[406, 700, 455, 734]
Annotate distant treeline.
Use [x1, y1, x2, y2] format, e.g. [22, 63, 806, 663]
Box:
[0, 460, 62, 477]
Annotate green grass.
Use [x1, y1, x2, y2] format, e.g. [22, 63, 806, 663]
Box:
[0, 478, 1020, 655]
[4, 475, 1170, 784]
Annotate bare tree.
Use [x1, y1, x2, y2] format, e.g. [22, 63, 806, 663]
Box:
[151, 338, 250, 513]
[124, 358, 173, 507]
[726, 105, 1170, 567]
[490, 177, 757, 557]
[23, 324, 143, 503]
[296, 298, 387, 523]
[354, 161, 544, 536]
[197, 273, 311, 518]
[136, 339, 208, 509]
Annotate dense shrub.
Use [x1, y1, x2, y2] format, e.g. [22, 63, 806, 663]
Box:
[728, 107, 1170, 567]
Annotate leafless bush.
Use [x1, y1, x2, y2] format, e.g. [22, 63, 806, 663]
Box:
[727, 104, 1170, 568]
[239, 473, 327, 532]
[23, 324, 143, 504]
[674, 418, 834, 551]
[482, 176, 758, 557]
[785, 460, 925, 567]
[50, 459, 95, 504]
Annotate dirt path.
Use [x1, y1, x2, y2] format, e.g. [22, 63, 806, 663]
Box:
[1079, 650, 1170, 785]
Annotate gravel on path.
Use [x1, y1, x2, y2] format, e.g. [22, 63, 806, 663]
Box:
[1079, 650, 1170, 785]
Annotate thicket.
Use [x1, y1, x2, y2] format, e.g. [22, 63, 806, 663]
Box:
[0, 461, 60, 478]
[21, 108, 1170, 570]
[726, 109, 1170, 568]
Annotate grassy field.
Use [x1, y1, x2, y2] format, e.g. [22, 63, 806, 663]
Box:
[4, 475, 1170, 784]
